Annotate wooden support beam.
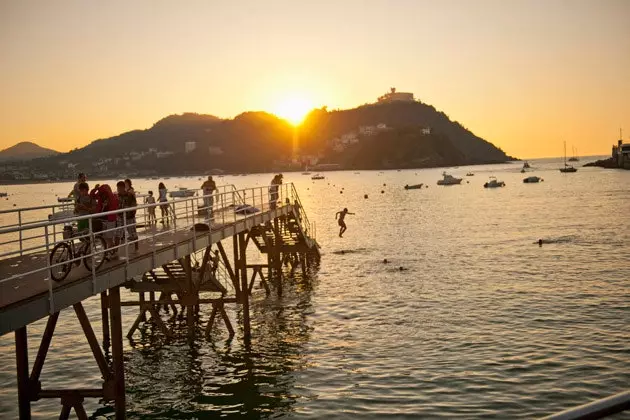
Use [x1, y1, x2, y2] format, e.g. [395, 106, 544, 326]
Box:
[185, 255, 195, 341]
[239, 232, 251, 343]
[300, 253, 307, 277]
[73, 303, 111, 381]
[29, 312, 59, 386]
[215, 241, 236, 282]
[15, 326, 31, 419]
[232, 235, 241, 296]
[100, 292, 110, 347]
[108, 286, 126, 419]
[197, 247, 212, 288]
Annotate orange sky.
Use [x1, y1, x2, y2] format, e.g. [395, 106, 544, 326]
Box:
[1, 0, 629, 158]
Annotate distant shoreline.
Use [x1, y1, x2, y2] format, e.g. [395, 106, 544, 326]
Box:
[0, 160, 524, 187]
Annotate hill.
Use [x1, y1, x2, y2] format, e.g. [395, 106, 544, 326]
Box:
[0, 141, 59, 162]
[1, 102, 515, 179]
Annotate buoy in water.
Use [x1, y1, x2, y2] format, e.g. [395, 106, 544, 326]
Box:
[383, 258, 389, 264]
[364, 194, 368, 199]
[381, 190, 384, 194]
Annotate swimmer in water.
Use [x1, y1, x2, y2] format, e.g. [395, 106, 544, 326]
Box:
[335, 208, 355, 238]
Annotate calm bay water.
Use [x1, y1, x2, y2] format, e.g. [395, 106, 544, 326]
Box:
[1, 158, 629, 419]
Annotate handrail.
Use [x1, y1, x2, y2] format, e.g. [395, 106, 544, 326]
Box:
[543, 390, 630, 420]
[0, 184, 245, 236]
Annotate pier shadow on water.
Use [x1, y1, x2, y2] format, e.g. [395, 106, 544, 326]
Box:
[120, 273, 316, 419]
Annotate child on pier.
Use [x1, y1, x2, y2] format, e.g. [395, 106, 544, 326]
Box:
[335, 208, 354, 238]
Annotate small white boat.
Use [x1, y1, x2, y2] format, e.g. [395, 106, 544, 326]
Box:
[523, 176, 543, 183]
[169, 188, 196, 198]
[437, 172, 462, 186]
[404, 183, 423, 190]
[484, 176, 505, 188]
[311, 174, 325, 180]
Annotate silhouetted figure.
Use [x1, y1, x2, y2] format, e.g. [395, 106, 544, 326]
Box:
[335, 208, 355, 238]
[158, 182, 169, 224]
[539, 239, 543, 247]
[201, 176, 217, 218]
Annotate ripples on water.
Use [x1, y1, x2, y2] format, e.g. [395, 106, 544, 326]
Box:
[1, 159, 629, 419]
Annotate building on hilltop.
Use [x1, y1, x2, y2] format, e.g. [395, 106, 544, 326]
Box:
[377, 87, 414, 103]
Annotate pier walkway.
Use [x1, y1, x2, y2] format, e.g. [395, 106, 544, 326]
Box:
[0, 182, 319, 419]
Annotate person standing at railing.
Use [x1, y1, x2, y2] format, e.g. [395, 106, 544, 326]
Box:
[269, 174, 282, 209]
[158, 182, 169, 224]
[124, 178, 136, 197]
[117, 181, 139, 251]
[145, 191, 157, 224]
[68, 173, 87, 202]
[201, 176, 217, 218]
[90, 184, 120, 258]
[74, 182, 95, 233]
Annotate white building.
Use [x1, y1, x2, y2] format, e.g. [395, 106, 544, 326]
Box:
[185, 141, 197, 153]
[377, 87, 414, 103]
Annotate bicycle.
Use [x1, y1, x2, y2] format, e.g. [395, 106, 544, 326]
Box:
[49, 224, 108, 282]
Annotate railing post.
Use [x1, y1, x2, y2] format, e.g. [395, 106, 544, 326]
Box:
[123, 211, 129, 265]
[18, 210, 23, 256]
[89, 217, 97, 293]
[44, 225, 54, 314]
[172, 203, 177, 232]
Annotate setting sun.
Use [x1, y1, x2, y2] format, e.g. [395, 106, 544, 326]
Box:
[272, 95, 313, 125]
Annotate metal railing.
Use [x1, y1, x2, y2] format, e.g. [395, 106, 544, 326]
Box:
[543, 390, 630, 419]
[0, 182, 313, 315]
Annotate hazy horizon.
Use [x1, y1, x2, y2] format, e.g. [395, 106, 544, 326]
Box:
[2, 0, 629, 158]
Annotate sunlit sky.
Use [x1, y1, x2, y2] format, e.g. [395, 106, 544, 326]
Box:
[1, 0, 629, 158]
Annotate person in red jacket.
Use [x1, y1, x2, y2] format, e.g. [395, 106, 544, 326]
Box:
[90, 184, 120, 257]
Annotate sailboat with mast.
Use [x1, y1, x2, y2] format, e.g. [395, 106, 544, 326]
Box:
[568, 146, 579, 162]
[559, 141, 577, 173]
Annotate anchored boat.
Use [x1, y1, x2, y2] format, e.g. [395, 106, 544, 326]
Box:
[437, 172, 462, 186]
[483, 176, 505, 188]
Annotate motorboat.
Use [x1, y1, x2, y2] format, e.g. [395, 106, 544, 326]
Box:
[170, 188, 196, 198]
[466, 172, 474, 176]
[404, 183, 423, 190]
[523, 176, 543, 183]
[483, 176, 505, 188]
[523, 161, 531, 169]
[311, 174, 325, 180]
[437, 172, 462, 186]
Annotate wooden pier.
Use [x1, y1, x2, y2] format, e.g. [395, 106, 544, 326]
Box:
[0, 183, 319, 419]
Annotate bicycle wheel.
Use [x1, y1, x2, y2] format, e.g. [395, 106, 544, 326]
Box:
[83, 235, 108, 272]
[49, 242, 72, 282]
